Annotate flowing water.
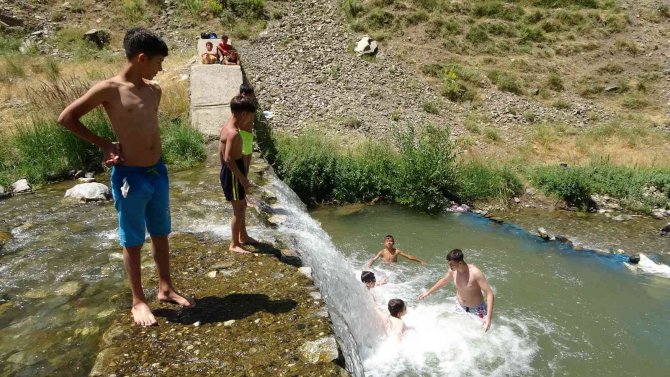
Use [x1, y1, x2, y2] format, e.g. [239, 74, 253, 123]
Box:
[311, 205, 670, 377]
[2, 159, 669, 376]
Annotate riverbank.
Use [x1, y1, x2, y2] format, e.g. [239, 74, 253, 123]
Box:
[89, 233, 346, 377]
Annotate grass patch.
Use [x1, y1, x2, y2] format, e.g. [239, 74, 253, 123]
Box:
[123, 0, 148, 23]
[487, 69, 523, 95]
[422, 101, 439, 114]
[529, 161, 670, 210]
[266, 125, 521, 211]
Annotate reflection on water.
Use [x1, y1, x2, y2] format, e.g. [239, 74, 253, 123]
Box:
[312, 205, 670, 377]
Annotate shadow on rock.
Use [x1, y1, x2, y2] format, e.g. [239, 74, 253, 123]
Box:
[154, 294, 297, 325]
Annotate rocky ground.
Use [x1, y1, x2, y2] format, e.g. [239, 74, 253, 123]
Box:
[90, 232, 347, 377]
[236, 0, 638, 145]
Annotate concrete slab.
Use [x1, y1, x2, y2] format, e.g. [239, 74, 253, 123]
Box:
[189, 64, 242, 136]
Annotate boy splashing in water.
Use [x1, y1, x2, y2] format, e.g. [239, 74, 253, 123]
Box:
[58, 28, 195, 326]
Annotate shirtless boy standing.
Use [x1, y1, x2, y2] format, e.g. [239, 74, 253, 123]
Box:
[418, 249, 495, 332]
[366, 235, 426, 268]
[219, 95, 258, 253]
[58, 28, 194, 326]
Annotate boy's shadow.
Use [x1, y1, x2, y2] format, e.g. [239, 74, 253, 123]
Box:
[154, 293, 297, 325]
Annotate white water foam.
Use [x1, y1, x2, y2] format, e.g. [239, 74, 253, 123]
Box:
[626, 253, 670, 278]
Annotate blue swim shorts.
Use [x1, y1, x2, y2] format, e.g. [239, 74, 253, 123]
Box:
[459, 302, 487, 318]
[110, 160, 171, 247]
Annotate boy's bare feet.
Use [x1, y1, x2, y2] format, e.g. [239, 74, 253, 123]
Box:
[132, 302, 158, 327]
[241, 236, 259, 245]
[229, 244, 252, 254]
[158, 289, 196, 308]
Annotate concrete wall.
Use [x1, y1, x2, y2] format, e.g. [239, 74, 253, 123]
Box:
[190, 38, 243, 137]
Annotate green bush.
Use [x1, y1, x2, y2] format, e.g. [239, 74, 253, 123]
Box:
[487, 70, 523, 95]
[422, 101, 439, 114]
[267, 125, 522, 211]
[341, 0, 365, 18]
[160, 116, 206, 169]
[457, 162, 522, 203]
[472, 1, 524, 21]
[529, 162, 670, 211]
[529, 166, 593, 208]
[466, 24, 490, 44]
[547, 72, 564, 91]
[123, 0, 148, 23]
[0, 35, 22, 54]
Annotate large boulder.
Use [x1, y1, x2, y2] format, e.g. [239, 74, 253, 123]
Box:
[84, 29, 111, 48]
[354, 36, 378, 56]
[10, 179, 31, 194]
[64, 183, 111, 202]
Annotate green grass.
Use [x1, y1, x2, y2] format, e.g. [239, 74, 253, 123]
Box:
[422, 101, 439, 114]
[0, 76, 206, 187]
[528, 161, 670, 211]
[264, 125, 521, 212]
[487, 69, 523, 95]
[123, 0, 148, 23]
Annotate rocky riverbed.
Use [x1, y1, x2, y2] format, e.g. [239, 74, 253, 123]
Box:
[90, 233, 347, 376]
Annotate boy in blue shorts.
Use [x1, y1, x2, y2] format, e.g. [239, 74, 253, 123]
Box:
[58, 28, 195, 326]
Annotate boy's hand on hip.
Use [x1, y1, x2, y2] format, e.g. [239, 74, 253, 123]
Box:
[102, 142, 124, 166]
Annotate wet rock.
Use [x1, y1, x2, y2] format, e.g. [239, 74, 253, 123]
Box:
[537, 227, 550, 240]
[24, 288, 49, 299]
[64, 183, 111, 202]
[298, 266, 313, 280]
[55, 281, 84, 297]
[85, 172, 95, 178]
[101, 325, 124, 346]
[7, 350, 43, 366]
[74, 325, 100, 337]
[89, 347, 120, 377]
[11, 179, 31, 194]
[628, 254, 641, 264]
[612, 214, 632, 221]
[299, 336, 339, 364]
[0, 185, 9, 200]
[280, 248, 302, 267]
[74, 170, 85, 179]
[573, 242, 584, 251]
[207, 270, 218, 278]
[309, 292, 322, 300]
[84, 29, 111, 48]
[268, 214, 288, 224]
[78, 177, 96, 183]
[660, 223, 670, 237]
[651, 208, 667, 219]
[223, 319, 235, 327]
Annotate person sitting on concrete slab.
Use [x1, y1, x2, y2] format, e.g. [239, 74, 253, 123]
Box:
[201, 41, 219, 64]
[223, 49, 241, 65]
[217, 35, 233, 58]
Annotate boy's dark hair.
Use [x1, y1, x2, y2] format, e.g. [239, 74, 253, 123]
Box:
[206, 41, 213, 47]
[385, 235, 394, 241]
[447, 249, 464, 262]
[388, 299, 405, 318]
[230, 95, 257, 114]
[240, 83, 255, 96]
[123, 28, 168, 60]
[221, 35, 229, 40]
[361, 271, 376, 283]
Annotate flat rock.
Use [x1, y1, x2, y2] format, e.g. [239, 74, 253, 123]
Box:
[299, 336, 339, 364]
[11, 179, 31, 194]
[0, 185, 9, 199]
[64, 182, 111, 202]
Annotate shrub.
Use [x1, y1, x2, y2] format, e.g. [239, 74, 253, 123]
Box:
[472, 1, 524, 21]
[621, 95, 649, 110]
[487, 70, 523, 95]
[551, 99, 571, 109]
[160, 116, 206, 169]
[422, 101, 439, 114]
[519, 25, 545, 44]
[529, 166, 593, 208]
[123, 0, 147, 23]
[547, 72, 564, 91]
[0, 34, 21, 54]
[365, 8, 396, 30]
[341, 0, 365, 18]
[442, 70, 477, 102]
[457, 162, 522, 203]
[466, 24, 490, 44]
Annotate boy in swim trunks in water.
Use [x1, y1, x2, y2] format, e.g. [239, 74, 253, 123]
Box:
[219, 95, 258, 253]
[418, 249, 495, 332]
[58, 28, 195, 327]
[366, 235, 427, 268]
[361, 271, 388, 289]
[387, 299, 407, 341]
